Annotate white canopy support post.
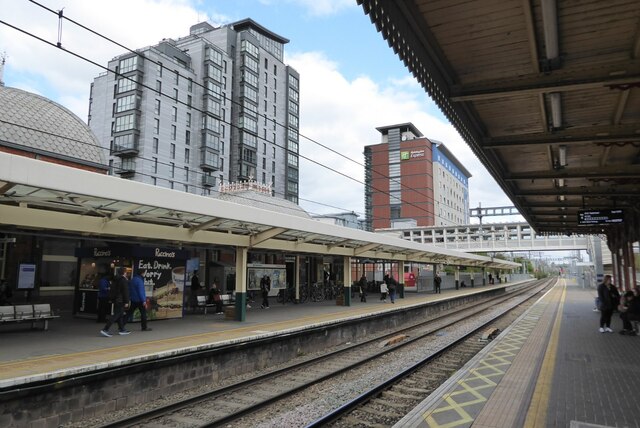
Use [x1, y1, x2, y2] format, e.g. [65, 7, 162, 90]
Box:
[343, 256, 352, 306]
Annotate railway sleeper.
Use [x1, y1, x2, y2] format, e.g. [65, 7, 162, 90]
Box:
[361, 403, 404, 417]
[432, 361, 461, 370]
[384, 389, 421, 401]
[342, 415, 381, 428]
[393, 384, 433, 395]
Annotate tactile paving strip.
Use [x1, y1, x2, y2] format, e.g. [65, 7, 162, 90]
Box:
[420, 300, 549, 427]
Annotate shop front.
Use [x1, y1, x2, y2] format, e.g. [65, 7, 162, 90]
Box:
[75, 245, 189, 321]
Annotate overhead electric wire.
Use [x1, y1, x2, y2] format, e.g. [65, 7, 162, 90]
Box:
[1, 8, 451, 224]
[24, 0, 446, 211]
[0, 17, 442, 225]
[1, 119, 434, 224]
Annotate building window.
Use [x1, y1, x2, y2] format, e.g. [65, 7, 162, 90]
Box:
[115, 95, 136, 113]
[153, 137, 159, 154]
[119, 56, 137, 73]
[184, 166, 189, 180]
[153, 157, 158, 173]
[170, 163, 175, 178]
[114, 114, 135, 132]
[157, 61, 163, 77]
[173, 88, 179, 102]
[272, 161, 275, 173]
[186, 112, 191, 127]
[272, 147, 276, 158]
[184, 148, 190, 163]
[287, 152, 298, 167]
[174, 70, 179, 85]
[154, 99, 161, 115]
[185, 130, 190, 146]
[187, 95, 192, 109]
[188, 78, 193, 92]
[154, 118, 159, 134]
[170, 143, 176, 159]
[116, 76, 137, 93]
[155, 80, 161, 94]
[171, 125, 177, 140]
[172, 106, 177, 122]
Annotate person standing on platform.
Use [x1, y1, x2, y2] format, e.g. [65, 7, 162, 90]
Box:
[385, 272, 397, 304]
[619, 289, 640, 335]
[260, 275, 271, 309]
[434, 273, 442, 294]
[97, 274, 111, 323]
[129, 269, 152, 331]
[190, 270, 201, 312]
[597, 274, 615, 333]
[101, 267, 130, 337]
[358, 275, 367, 302]
[0, 279, 13, 305]
[380, 281, 388, 302]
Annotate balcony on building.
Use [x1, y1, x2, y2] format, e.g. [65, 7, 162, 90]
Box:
[202, 175, 216, 187]
[200, 148, 219, 172]
[111, 132, 140, 157]
[114, 159, 136, 177]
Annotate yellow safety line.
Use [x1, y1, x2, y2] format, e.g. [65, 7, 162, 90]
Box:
[523, 278, 566, 427]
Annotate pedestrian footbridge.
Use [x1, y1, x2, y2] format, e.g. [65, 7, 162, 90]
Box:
[380, 223, 604, 254]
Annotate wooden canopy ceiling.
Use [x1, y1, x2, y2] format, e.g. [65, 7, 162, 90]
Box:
[357, 0, 640, 240]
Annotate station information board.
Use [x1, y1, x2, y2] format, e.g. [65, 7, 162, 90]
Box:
[577, 209, 624, 225]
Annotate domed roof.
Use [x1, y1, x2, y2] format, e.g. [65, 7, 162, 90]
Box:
[0, 86, 104, 166]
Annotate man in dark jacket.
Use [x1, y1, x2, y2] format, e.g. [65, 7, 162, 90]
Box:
[128, 269, 151, 331]
[597, 274, 615, 333]
[101, 267, 131, 337]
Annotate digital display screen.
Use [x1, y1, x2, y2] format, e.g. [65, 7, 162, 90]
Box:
[577, 209, 624, 225]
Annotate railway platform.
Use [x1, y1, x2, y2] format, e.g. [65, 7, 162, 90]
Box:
[396, 278, 640, 428]
[0, 281, 514, 389]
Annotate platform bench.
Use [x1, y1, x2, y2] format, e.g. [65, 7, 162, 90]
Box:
[0, 304, 59, 331]
[198, 294, 235, 315]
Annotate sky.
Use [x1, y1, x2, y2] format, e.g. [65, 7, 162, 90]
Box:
[0, 0, 525, 225]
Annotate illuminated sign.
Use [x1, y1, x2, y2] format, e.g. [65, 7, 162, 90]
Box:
[400, 150, 425, 160]
[577, 209, 624, 225]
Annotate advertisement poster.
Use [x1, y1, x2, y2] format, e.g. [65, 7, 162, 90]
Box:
[17, 263, 36, 289]
[247, 264, 287, 290]
[136, 256, 186, 320]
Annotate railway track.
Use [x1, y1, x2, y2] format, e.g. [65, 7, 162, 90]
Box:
[99, 278, 553, 428]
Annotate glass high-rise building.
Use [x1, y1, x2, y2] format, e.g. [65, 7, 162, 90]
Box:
[88, 19, 300, 203]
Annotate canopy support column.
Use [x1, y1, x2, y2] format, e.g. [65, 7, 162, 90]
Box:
[234, 247, 248, 321]
[343, 256, 352, 306]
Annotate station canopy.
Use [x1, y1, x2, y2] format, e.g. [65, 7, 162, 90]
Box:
[0, 153, 518, 270]
[357, 0, 640, 237]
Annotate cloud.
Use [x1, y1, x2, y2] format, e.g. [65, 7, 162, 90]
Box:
[288, 51, 518, 222]
[0, 0, 517, 225]
[0, 0, 213, 116]
[258, 0, 355, 17]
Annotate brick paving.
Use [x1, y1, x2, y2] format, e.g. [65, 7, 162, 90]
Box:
[548, 283, 640, 428]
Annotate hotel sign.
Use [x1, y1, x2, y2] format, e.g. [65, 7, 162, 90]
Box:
[400, 150, 425, 160]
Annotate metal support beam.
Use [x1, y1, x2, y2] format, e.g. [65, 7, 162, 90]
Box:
[451, 75, 640, 102]
[249, 227, 287, 247]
